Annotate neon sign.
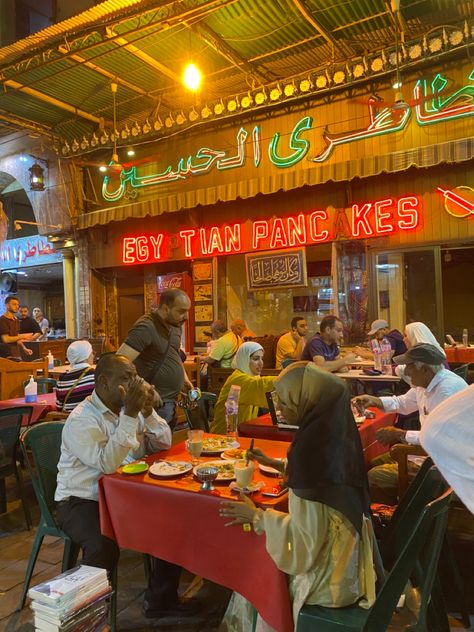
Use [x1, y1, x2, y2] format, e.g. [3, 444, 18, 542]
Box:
[437, 186, 474, 218]
[121, 194, 422, 265]
[102, 68, 474, 203]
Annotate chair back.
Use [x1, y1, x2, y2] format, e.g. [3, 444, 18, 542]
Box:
[365, 488, 453, 631]
[452, 363, 469, 381]
[21, 422, 65, 528]
[0, 407, 33, 472]
[0, 357, 49, 399]
[280, 358, 295, 369]
[22, 377, 57, 394]
[182, 392, 217, 432]
[88, 338, 105, 360]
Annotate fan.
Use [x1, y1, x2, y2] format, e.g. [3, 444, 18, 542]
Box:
[0, 271, 18, 293]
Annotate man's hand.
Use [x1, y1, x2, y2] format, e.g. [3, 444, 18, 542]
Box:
[342, 352, 358, 365]
[21, 345, 33, 356]
[20, 333, 34, 341]
[375, 426, 406, 446]
[354, 346, 373, 359]
[353, 394, 382, 409]
[181, 377, 194, 396]
[120, 377, 148, 418]
[219, 494, 257, 527]
[141, 384, 162, 417]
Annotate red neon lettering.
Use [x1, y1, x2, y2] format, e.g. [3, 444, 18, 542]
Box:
[375, 198, 394, 234]
[207, 227, 224, 254]
[352, 203, 373, 237]
[224, 224, 241, 253]
[199, 228, 208, 255]
[270, 218, 288, 249]
[123, 238, 136, 263]
[136, 236, 148, 262]
[179, 230, 196, 258]
[309, 211, 329, 242]
[398, 196, 420, 229]
[150, 234, 164, 259]
[287, 214, 306, 246]
[253, 221, 269, 249]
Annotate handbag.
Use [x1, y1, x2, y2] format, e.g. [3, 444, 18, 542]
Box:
[60, 367, 93, 410]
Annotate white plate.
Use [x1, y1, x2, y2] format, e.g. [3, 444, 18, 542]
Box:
[221, 448, 247, 460]
[193, 459, 236, 481]
[201, 438, 240, 455]
[258, 459, 284, 476]
[229, 481, 264, 494]
[149, 460, 193, 478]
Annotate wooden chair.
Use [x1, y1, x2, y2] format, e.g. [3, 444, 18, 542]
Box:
[0, 357, 49, 400]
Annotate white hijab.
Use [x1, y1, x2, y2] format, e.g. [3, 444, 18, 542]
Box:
[405, 322, 446, 357]
[67, 340, 93, 367]
[232, 341, 263, 376]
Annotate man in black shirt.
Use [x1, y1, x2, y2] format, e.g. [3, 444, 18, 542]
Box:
[19, 305, 42, 340]
[117, 288, 193, 428]
[0, 296, 34, 356]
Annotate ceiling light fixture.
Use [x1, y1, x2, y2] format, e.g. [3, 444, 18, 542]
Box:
[183, 63, 202, 91]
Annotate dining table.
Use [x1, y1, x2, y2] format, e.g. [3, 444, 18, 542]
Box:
[0, 391, 57, 425]
[238, 408, 397, 466]
[99, 435, 294, 632]
[445, 346, 474, 364]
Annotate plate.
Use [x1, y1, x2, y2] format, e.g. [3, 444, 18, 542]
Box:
[193, 459, 236, 481]
[122, 462, 149, 475]
[201, 437, 240, 455]
[221, 448, 247, 460]
[149, 461, 193, 478]
[258, 459, 284, 476]
[229, 481, 264, 494]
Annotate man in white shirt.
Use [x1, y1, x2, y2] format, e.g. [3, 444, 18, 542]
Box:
[420, 384, 474, 515]
[355, 343, 468, 503]
[55, 354, 198, 618]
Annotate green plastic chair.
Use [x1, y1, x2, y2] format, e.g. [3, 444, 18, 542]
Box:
[22, 377, 57, 394]
[452, 363, 470, 382]
[281, 358, 295, 369]
[297, 488, 453, 632]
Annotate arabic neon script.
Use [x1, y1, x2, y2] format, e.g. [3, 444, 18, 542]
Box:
[437, 186, 474, 218]
[103, 68, 474, 203]
[121, 195, 421, 264]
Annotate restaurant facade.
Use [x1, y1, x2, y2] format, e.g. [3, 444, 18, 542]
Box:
[78, 56, 474, 350]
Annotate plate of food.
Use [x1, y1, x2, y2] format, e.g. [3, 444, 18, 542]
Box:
[258, 458, 284, 476]
[354, 415, 366, 425]
[201, 437, 240, 455]
[148, 461, 193, 478]
[221, 447, 247, 460]
[121, 461, 149, 475]
[193, 460, 236, 481]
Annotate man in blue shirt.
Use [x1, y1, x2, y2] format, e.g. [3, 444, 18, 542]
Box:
[301, 314, 357, 372]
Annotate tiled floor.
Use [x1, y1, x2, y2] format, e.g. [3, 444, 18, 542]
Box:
[1, 475, 472, 631]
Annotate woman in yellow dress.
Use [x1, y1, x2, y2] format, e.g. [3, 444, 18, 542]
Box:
[219, 362, 376, 632]
[210, 342, 276, 434]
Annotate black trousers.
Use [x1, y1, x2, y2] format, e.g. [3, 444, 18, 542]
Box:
[57, 497, 183, 605]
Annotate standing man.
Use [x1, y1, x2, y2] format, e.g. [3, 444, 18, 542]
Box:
[301, 314, 357, 372]
[275, 317, 308, 368]
[117, 288, 193, 428]
[355, 319, 406, 359]
[19, 305, 42, 341]
[33, 307, 49, 340]
[0, 296, 34, 356]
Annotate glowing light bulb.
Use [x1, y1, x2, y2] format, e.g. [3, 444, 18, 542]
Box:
[183, 63, 202, 91]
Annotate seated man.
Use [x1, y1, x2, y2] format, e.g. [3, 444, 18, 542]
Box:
[201, 319, 243, 369]
[355, 343, 468, 504]
[55, 354, 197, 618]
[355, 319, 406, 360]
[275, 317, 308, 368]
[301, 314, 357, 372]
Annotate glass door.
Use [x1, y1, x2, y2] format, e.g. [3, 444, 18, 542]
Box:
[372, 247, 443, 340]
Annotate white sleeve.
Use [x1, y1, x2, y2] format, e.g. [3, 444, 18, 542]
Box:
[380, 388, 419, 416]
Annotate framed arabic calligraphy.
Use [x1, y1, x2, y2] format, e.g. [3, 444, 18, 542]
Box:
[246, 248, 308, 291]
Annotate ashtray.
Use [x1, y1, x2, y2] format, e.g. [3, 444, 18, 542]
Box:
[195, 466, 219, 491]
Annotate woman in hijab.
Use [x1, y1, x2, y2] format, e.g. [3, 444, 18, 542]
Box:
[219, 362, 376, 632]
[210, 342, 277, 434]
[56, 340, 96, 413]
[397, 322, 449, 383]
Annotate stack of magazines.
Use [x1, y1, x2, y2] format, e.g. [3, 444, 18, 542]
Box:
[28, 565, 111, 632]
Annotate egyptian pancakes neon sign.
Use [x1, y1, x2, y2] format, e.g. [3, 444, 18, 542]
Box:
[121, 194, 421, 264]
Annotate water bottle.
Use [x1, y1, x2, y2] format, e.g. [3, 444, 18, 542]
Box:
[462, 328, 468, 347]
[47, 350, 54, 370]
[24, 376, 38, 403]
[372, 343, 382, 371]
[379, 338, 391, 375]
[225, 385, 241, 437]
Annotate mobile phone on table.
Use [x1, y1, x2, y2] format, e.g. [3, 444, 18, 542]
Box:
[362, 368, 382, 376]
[261, 484, 288, 497]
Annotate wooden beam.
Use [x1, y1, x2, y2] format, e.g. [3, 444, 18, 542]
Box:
[292, 0, 355, 57]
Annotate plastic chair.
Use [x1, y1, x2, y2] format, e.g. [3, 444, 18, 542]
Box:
[280, 358, 295, 369]
[0, 406, 34, 529]
[18, 422, 78, 609]
[181, 392, 217, 432]
[452, 363, 470, 382]
[297, 488, 453, 632]
[22, 377, 57, 394]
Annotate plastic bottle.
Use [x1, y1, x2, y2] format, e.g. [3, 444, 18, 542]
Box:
[47, 350, 54, 370]
[462, 328, 468, 347]
[372, 342, 382, 372]
[380, 338, 392, 375]
[24, 376, 38, 403]
[225, 384, 241, 437]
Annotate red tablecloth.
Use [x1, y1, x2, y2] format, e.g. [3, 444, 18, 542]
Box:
[238, 409, 396, 466]
[0, 392, 56, 424]
[99, 436, 293, 632]
[445, 347, 474, 364]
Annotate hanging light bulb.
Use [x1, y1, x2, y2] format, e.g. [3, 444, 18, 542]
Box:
[183, 63, 202, 91]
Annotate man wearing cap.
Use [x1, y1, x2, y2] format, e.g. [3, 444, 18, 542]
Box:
[355, 319, 406, 360]
[355, 343, 468, 503]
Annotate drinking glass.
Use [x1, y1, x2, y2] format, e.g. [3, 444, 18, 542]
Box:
[234, 459, 255, 490]
[186, 429, 204, 465]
